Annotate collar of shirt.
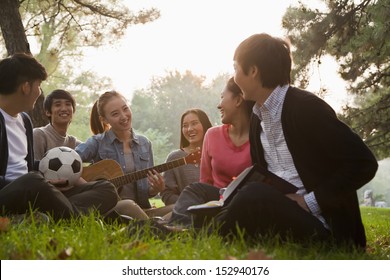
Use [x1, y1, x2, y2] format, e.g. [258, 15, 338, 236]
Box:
[253, 84, 289, 121]
[105, 128, 140, 145]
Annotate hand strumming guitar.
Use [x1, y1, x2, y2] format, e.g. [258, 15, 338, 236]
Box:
[148, 170, 165, 195]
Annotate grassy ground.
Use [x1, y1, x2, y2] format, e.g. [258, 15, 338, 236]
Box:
[0, 207, 389, 260]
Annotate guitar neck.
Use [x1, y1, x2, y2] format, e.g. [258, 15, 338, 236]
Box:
[109, 157, 186, 188]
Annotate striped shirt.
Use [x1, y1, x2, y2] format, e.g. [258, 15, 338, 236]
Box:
[253, 85, 328, 228]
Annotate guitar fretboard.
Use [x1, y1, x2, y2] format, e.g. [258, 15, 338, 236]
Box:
[109, 157, 186, 188]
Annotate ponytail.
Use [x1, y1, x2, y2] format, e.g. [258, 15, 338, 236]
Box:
[90, 100, 109, 135]
[91, 90, 125, 135]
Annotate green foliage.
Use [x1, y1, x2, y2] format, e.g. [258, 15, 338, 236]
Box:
[7, 0, 160, 127]
[1, 207, 389, 259]
[20, 0, 160, 65]
[18, 0, 158, 78]
[282, 0, 390, 159]
[359, 158, 390, 205]
[140, 128, 173, 165]
[339, 89, 389, 159]
[131, 71, 227, 149]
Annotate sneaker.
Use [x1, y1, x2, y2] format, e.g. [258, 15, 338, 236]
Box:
[103, 210, 134, 225]
[151, 216, 168, 225]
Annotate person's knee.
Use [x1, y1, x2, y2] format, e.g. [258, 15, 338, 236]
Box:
[114, 199, 148, 220]
[233, 182, 276, 204]
[183, 182, 202, 194]
[17, 172, 43, 185]
[94, 181, 119, 199]
[21, 172, 56, 193]
[178, 183, 203, 201]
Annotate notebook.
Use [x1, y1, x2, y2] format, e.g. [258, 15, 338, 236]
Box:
[187, 165, 261, 214]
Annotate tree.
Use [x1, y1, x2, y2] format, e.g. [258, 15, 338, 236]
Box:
[20, 0, 160, 77]
[142, 128, 173, 165]
[359, 158, 390, 205]
[0, 0, 160, 126]
[131, 71, 228, 149]
[0, 0, 47, 126]
[0, 0, 30, 54]
[282, 0, 390, 159]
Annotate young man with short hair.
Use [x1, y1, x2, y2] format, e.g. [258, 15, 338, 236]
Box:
[215, 33, 378, 248]
[33, 89, 81, 160]
[0, 53, 118, 220]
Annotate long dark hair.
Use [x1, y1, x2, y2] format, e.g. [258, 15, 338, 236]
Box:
[180, 108, 212, 149]
[90, 90, 126, 135]
[226, 77, 255, 116]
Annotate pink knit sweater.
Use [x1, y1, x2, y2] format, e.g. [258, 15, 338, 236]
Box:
[200, 124, 251, 188]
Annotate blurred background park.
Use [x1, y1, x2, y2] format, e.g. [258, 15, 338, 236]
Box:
[0, 0, 388, 206]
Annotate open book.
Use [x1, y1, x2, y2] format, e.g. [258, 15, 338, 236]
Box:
[187, 164, 297, 214]
[187, 165, 261, 214]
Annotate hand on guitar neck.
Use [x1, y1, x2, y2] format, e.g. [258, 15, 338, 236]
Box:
[80, 149, 201, 190]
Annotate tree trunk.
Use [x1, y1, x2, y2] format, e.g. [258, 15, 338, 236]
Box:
[0, 0, 30, 55]
[0, 0, 48, 127]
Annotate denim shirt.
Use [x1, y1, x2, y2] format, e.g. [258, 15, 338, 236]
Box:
[76, 129, 153, 209]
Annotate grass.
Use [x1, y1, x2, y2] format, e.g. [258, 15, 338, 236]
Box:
[0, 207, 389, 260]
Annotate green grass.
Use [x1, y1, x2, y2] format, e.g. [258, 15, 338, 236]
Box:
[0, 207, 389, 260]
[361, 207, 390, 259]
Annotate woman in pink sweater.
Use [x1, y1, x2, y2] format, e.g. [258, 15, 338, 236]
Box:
[168, 77, 254, 226]
[200, 77, 253, 188]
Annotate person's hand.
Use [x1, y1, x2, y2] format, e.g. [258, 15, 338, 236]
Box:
[285, 193, 310, 212]
[48, 178, 74, 192]
[147, 170, 165, 194]
[74, 177, 87, 187]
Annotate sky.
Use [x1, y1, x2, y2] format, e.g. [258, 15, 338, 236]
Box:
[82, 0, 348, 111]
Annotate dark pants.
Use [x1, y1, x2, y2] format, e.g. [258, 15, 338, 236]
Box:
[0, 171, 118, 220]
[215, 182, 330, 242]
[169, 182, 220, 226]
[170, 181, 330, 243]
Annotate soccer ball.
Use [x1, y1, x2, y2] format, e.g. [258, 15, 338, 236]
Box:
[39, 146, 83, 186]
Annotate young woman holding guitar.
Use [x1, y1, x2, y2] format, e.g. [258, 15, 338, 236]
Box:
[76, 90, 174, 220]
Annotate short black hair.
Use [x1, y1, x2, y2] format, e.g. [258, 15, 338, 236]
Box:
[0, 53, 47, 95]
[44, 89, 76, 113]
[234, 33, 291, 88]
[43, 89, 76, 122]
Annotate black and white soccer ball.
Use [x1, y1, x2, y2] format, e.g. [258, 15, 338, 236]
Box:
[39, 146, 83, 186]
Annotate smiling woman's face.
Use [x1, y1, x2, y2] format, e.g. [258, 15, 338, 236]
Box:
[182, 112, 205, 147]
[101, 96, 132, 132]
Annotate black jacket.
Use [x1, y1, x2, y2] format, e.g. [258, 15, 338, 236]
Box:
[0, 111, 35, 188]
[249, 86, 378, 247]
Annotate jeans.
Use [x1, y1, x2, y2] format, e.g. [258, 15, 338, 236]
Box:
[168, 182, 220, 226]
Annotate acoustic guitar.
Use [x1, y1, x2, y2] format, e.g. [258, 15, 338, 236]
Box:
[81, 150, 201, 189]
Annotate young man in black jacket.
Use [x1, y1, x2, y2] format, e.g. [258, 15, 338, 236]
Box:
[0, 53, 118, 220]
[215, 33, 378, 248]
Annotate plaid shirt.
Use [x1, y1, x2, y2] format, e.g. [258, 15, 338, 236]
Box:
[253, 85, 328, 228]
